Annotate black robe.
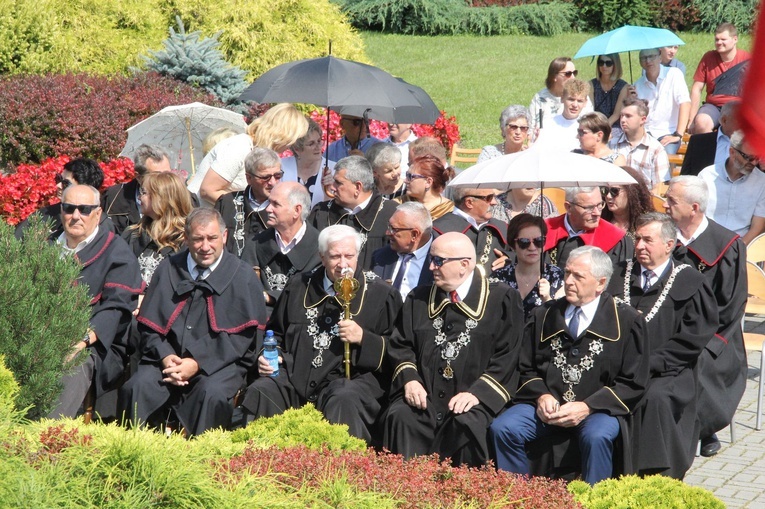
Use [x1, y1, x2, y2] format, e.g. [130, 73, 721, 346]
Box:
[516, 294, 650, 476]
[241, 267, 402, 443]
[383, 268, 524, 466]
[240, 224, 322, 305]
[432, 213, 508, 275]
[543, 214, 634, 270]
[214, 186, 269, 257]
[101, 179, 141, 236]
[672, 219, 748, 437]
[73, 227, 143, 396]
[119, 250, 266, 436]
[608, 259, 719, 478]
[307, 192, 398, 270]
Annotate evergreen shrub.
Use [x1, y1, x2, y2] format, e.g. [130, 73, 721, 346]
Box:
[0, 217, 91, 419]
[572, 0, 652, 32]
[569, 475, 725, 508]
[0, 72, 218, 170]
[0, 355, 19, 413]
[691, 0, 759, 33]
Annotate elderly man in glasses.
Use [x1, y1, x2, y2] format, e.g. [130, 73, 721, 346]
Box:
[698, 130, 765, 244]
[214, 147, 282, 258]
[383, 231, 524, 467]
[544, 186, 632, 269]
[48, 184, 143, 419]
[433, 187, 508, 275]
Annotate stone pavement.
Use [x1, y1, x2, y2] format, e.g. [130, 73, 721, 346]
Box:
[685, 329, 765, 507]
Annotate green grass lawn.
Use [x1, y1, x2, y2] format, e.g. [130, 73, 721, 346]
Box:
[362, 31, 752, 149]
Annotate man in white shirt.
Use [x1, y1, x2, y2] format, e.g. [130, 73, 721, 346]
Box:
[698, 130, 765, 244]
[387, 123, 418, 171]
[633, 48, 691, 155]
[536, 79, 591, 153]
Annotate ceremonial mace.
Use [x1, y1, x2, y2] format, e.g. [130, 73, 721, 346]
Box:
[334, 267, 359, 379]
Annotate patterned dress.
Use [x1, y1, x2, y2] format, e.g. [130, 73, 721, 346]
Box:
[491, 262, 564, 319]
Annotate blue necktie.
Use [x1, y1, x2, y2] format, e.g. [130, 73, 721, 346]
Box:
[392, 253, 413, 291]
[569, 307, 582, 338]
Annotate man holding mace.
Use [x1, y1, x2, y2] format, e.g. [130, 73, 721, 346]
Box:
[241, 225, 402, 443]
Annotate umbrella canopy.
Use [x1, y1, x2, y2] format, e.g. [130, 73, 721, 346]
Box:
[336, 78, 440, 124]
[574, 25, 685, 59]
[447, 147, 638, 190]
[238, 56, 429, 122]
[120, 102, 246, 175]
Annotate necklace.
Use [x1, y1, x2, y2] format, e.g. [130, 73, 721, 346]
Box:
[432, 315, 478, 379]
[615, 259, 689, 322]
[232, 193, 246, 257]
[265, 266, 296, 291]
[550, 334, 604, 402]
[479, 231, 493, 266]
[306, 306, 341, 369]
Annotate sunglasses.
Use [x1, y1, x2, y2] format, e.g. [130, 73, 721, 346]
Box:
[639, 54, 660, 62]
[576, 129, 593, 137]
[430, 255, 469, 268]
[601, 186, 621, 198]
[249, 171, 284, 182]
[597, 59, 614, 67]
[386, 225, 415, 234]
[559, 70, 579, 77]
[341, 118, 363, 127]
[55, 173, 73, 190]
[505, 123, 530, 132]
[405, 172, 428, 181]
[61, 203, 100, 215]
[734, 147, 759, 163]
[515, 236, 545, 250]
[465, 193, 496, 203]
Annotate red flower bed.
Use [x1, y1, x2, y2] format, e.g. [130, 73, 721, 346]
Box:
[223, 445, 579, 509]
[0, 156, 135, 225]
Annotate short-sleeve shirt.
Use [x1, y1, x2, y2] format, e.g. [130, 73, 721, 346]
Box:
[192, 133, 253, 193]
[693, 49, 751, 107]
[698, 161, 765, 236]
[609, 131, 670, 188]
[634, 66, 690, 139]
[528, 88, 594, 131]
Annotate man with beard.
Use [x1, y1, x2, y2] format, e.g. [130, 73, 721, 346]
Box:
[608, 212, 718, 478]
[698, 130, 765, 244]
[383, 232, 524, 466]
[241, 225, 402, 443]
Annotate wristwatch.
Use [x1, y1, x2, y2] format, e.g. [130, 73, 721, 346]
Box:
[82, 331, 92, 347]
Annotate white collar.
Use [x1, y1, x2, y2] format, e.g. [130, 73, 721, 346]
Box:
[640, 257, 671, 281]
[677, 216, 709, 246]
[452, 272, 474, 302]
[275, 222, 307, 254]
[452, 207, 487, 230]
[248, 188, 269, 211]
[186, 251, 223, 280]
[344, 193, 373, 215]
[58, 225, 100, 257]
[566, 295, 601, 324]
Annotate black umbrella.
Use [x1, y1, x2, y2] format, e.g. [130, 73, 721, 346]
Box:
[336, 78, 440, 124]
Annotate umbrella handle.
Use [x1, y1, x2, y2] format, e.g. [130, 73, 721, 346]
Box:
[186, 117, 196, 176]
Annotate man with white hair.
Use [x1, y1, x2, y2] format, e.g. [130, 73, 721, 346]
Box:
[665, 175, 747, 457]
[698, 130, 765, 244]
[491, 246, 649, 485]
[241, 181, 321, 307]
[242, 225, 402, 444]
[383, 232, 524, 467]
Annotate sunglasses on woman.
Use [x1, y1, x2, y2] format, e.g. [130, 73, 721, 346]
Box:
[600, 186, 621, 198]
[515, 236, 545, 250]
[559, 70, 578, 77]
[597, 59, 614, 67]
[55, 173, 73, 190]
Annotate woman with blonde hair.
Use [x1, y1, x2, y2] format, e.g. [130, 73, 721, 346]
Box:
[197, 103, 308, 205]
[123, 171, 193, 287]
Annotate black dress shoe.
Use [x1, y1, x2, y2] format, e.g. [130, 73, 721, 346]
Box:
[701, 435, 721, 457]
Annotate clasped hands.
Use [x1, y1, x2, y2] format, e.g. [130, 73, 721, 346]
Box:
[161, 354, 199, 386]
[536, 393, 590, 427]
[403, 380, 479, 414]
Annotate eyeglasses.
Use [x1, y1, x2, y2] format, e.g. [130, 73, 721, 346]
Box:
[601, 186, 621, 198]
[559, 70, 579, 77]
[386, 225, 415, 234]
[505, 123, 530, 133]
[61, 203, 100, 215]
[341, 118, 363, 127]
[639, 54, 659, 62]
[597, 59, 614, 67]
[570, 201, 606, 213]
[515, 236, 545, 250]
[465, 193, 496, 203]
[249, 171, 284, 182]
[55, 173, 73, 190]
[576, 129, 593, 137]
[405, 172, 428, 181]
[430, 255, 469, 268]
[734, 147, 759, 163]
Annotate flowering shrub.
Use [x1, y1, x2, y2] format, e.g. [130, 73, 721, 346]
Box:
[0, 156, 135, 225]
[224, 445, 579, 509]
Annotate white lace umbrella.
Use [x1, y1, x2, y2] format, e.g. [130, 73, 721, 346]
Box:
[120, 102, 247, 175]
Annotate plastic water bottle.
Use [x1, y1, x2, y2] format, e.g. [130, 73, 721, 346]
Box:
[263, 330, 279, 377]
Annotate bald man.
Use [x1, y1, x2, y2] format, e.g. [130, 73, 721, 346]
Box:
[383, 232, 524, 467]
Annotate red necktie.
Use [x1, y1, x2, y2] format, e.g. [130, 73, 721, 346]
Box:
[450, 290, 459, 303]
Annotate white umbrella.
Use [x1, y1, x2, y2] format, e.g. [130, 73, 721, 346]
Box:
[120, 102, 247, 175]
[447, 147, 638, 190]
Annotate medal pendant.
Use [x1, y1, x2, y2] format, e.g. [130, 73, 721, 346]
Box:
[563, 387, 576, 402]
[443, 363, 454, 380]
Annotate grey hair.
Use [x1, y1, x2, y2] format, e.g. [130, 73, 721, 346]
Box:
[318, 224, 362, 256]
[451, 187, 471, 204]
[283, 183, 312, 221]
[62, 185, 100, 205]
[335, 155, 375, 192]
[669, 175, 708, 213]
[366, 142, 401, 170]
[564, 186, 599, 203]
[729, 129, 745, 150]
[500, 105, 531, 137]
[291, 118, 322, 153]
[567, 245, 613, 284]
[244, 147, 281, 176]
[720, 100, 740, 118]
[395, 201, 433, 237]
[185, 208, 225, 237]
[133, 144, 170, 176]
[635, 212, 677, 242]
